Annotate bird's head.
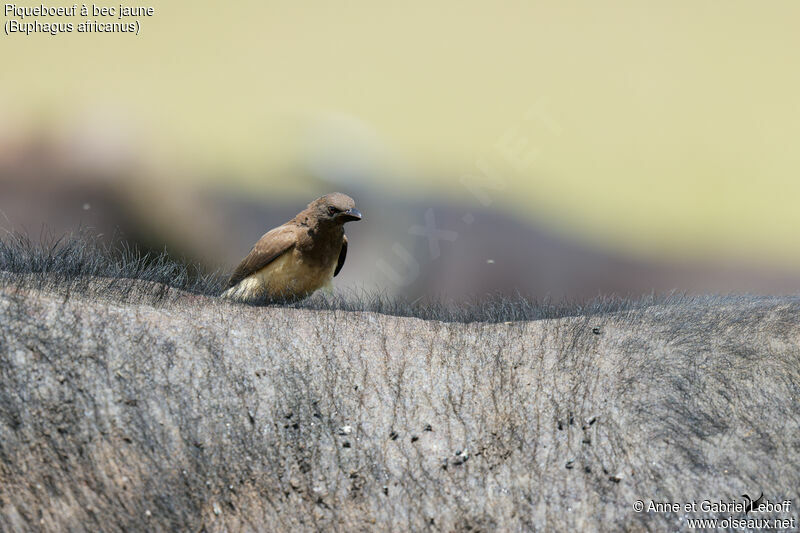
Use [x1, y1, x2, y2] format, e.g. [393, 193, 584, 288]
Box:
[310, 193, 363, 225]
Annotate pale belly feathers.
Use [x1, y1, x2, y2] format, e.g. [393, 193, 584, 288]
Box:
[222, 248, 337, 303]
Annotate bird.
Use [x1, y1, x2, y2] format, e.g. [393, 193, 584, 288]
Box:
[220, 193, 362, 304]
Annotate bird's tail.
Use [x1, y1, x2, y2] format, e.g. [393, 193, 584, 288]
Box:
[220, 279, 271, 303]
[220, 284, 247, 302]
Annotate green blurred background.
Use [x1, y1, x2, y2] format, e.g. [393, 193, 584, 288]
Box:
[3, 1, 800, 300]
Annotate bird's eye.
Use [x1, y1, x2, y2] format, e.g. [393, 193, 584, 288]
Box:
[328, 206, 338, 216]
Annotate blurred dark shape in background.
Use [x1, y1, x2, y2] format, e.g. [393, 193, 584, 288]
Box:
[3, 131, 799, 302]
[4, 1, 800, 302]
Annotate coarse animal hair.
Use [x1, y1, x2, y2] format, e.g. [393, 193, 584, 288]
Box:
[1, 229, 701, 321]
[1, 230, 799, 531]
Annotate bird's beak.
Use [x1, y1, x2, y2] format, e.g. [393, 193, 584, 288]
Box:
[339, 208, 362, 222]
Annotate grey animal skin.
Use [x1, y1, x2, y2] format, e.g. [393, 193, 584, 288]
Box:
[0, 271, 799, 532]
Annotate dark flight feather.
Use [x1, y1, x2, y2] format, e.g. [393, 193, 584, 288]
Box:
[334, 235, 348, 277]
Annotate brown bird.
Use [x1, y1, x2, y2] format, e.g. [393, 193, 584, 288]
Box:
[221, 193, 362, 303]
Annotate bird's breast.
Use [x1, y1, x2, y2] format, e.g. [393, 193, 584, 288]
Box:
[297, 227, 344, 262]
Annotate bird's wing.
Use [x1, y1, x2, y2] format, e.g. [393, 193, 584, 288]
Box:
[334, 235, 347, 277]
[226, 225, 297, 288]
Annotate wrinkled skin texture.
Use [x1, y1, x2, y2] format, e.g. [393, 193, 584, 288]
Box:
[0, 274, 799, 532]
